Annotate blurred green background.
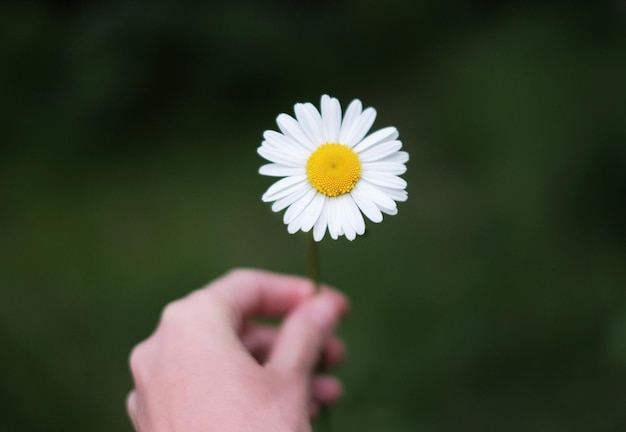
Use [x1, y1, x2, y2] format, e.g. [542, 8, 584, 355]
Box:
[1, 0, 626, 430]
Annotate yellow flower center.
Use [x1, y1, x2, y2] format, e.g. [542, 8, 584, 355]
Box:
[306, 143, 361, 197]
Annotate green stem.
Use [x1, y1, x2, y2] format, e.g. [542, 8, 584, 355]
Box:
[307, 233, 332, 432]
[307, 232, 321, 293]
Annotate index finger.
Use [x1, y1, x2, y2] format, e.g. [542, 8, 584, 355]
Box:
[206, 268, 317, 329]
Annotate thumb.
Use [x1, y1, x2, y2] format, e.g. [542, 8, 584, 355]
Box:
[266, 288, 348, 376]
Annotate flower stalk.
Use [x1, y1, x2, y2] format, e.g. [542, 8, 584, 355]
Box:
[307, 232, 321, 293]
[307, 232, 332, 432]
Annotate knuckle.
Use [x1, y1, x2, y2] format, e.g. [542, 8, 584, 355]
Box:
[126, 391, 136, 415]
[128, 342, 148, 382]
[159, 299, 185, 325]
[222, 268, 254, 284]
[126, 391, 141, 429]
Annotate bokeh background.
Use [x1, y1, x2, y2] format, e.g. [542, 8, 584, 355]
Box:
[1, 0, 626, 430]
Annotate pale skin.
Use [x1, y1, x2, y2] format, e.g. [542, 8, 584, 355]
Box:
[127, 268, 349, 432]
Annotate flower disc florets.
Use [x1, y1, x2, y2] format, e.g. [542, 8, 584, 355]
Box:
[306, 143, 361, 197]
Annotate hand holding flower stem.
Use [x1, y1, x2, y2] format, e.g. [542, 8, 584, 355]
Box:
[307, 232, 333, 432]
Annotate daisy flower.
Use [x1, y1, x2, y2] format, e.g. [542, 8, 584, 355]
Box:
[258, 95, 408, 241]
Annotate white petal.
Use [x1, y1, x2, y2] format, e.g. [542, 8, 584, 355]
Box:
[271, 184, 311, 212]
[338, 195, 357, 240]
[259, 164, 306, 177]
[263, 130, 310, 157]
[258, 146, 305, 167]
[262, 175, 308, 202]
[338, 99, 362, 145]
[361, 162, 407, 175]
[380, 206, 398, 216]
[300, 193, 325, 232]
[373, 185, 408, 202]
[350, 184, 383, 223]
[379, 150, 409, 164]
[260, 139, 308, 161]
[313, 198, 329, 241]
[346, 107, 377, 147]
[352, 127, 398, 153]
[344, 194, 365, 235]
[295, 103, 324, 145]
[287, 209, 307, 234]
[362, 172, 407, 189]
[321, 95, 341, 143]
[277, 113, 315, 150]
[326, 198, 341, 240]
[358, 140, 403, 162]
[284, 187, 317, 224]
[357, 180, 397, 211]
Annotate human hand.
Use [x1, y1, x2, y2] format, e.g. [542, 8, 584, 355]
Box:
[127, 268, 349, 432]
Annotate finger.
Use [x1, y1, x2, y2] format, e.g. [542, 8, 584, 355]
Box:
[161, 269, 316, 337]
[126, 390, 139, 429]
[309, 375, 344, 418]
[266, 288, 349, 375]
[242, 324, 346, 366]
[320, 336, 346, 369]
[154, 269, 323, 357]
[240, 324, 276, 363]
[309, 399, 320, 419]
[206, 268, 317, 328]
[311, 375, 343, 406]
